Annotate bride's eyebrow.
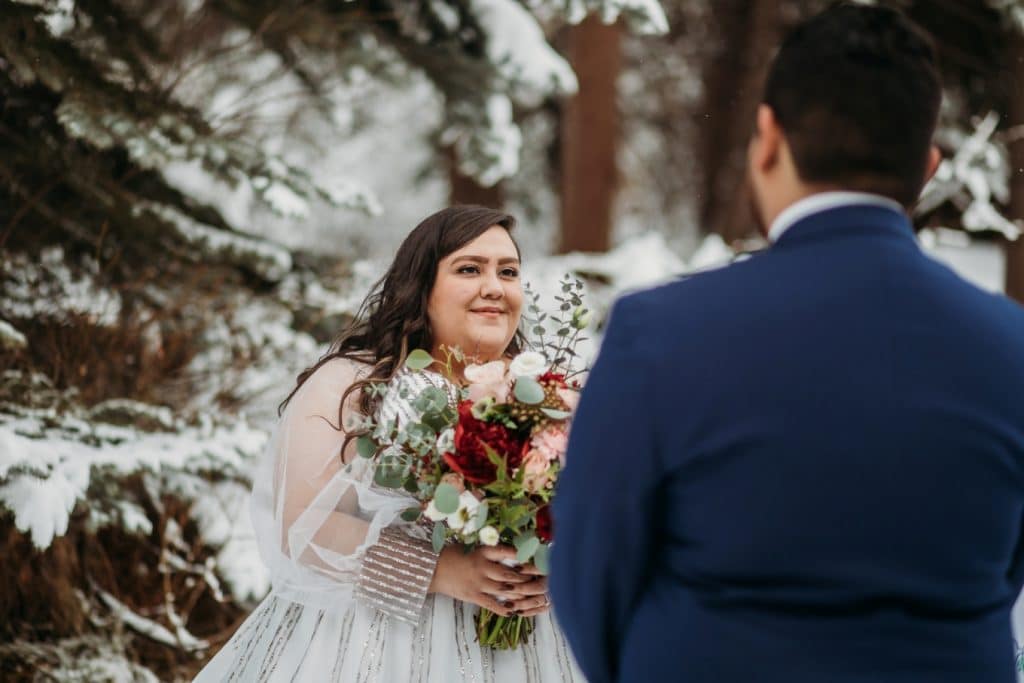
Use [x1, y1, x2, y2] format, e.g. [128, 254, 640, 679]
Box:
[452, 255, 521, 266]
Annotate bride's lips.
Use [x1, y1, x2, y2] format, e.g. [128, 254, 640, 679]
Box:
[470, 307, 506, 318]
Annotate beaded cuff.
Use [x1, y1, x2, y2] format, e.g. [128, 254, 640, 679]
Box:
[355, 526, 439, 625]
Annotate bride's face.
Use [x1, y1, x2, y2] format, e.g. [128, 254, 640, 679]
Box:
[427, 226, 523, 363]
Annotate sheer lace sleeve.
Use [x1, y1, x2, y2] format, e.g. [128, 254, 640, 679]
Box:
[249, 358, 438, 624]
[354, 369, 460, 621]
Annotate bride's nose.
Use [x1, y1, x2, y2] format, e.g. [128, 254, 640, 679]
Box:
[480, 270, 504, 299]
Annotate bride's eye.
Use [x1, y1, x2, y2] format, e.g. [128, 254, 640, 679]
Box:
[501, 268, 520, 278]
[457, 265, 480, 275]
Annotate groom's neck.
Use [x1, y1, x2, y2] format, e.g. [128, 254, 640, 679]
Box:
[758, 181, 838, 238]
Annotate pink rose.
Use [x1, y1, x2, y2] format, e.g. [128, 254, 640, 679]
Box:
[520, 448, 553, 493]
[531, 425, 568, 464]
[556, 388, 580, 411]
[464, 360, 510, 403]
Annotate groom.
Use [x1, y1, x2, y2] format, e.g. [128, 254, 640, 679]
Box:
[551, 4, 1024, 682]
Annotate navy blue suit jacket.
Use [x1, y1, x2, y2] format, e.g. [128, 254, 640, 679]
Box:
[551, 204, 1024, 683]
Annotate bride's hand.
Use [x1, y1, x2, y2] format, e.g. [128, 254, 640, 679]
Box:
[504, 563, 550, 617]
[428, 545, 532, 616]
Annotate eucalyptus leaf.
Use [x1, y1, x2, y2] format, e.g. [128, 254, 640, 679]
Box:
[514, 533, 540, 563]
[374, 466, 403, 489]
[540, 408, 571, 420]
[533, 543, 550, 575]
[514, 377, 545, 405]
[422, 412, 452, 432]
[432, 522, 446, 553]
[434, 483, 460, 514]
[413, 386, 448, 413]
[356, 436, 377, 459]
[401, 507, 422, 522]
[405, 349, 434, 371]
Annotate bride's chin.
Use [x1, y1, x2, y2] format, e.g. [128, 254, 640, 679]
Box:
[464, 337, 510, 363]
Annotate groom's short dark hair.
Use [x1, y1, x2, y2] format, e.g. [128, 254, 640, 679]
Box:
[763, 2, 942, 206]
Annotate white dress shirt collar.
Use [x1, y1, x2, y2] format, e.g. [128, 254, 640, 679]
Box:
[767, 191, 904, 243]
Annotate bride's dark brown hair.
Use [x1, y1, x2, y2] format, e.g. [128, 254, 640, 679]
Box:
[279, 205, 526, 443]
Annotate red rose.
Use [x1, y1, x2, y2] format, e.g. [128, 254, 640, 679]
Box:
[536, 505, 553, 543]
[443, 400, 525, 484]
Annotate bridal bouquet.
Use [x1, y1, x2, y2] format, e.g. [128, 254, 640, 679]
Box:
[359, 279, 589, 649]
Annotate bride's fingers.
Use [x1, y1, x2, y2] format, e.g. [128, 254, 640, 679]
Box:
[504, 577, 547, 597]
[475, 592, 515, 617]
[515, 563, 545, 577]
[510, 593, 551, 616]
[478, 578, 519, 600]
[482, 563, 530, 584]
[478, 545, 519, 564]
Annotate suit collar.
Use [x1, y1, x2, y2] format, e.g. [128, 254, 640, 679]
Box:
[768, 192, 905, 241]
[772, 201, 915, 249]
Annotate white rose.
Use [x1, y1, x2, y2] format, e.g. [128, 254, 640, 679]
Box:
[446, 510, 466, 531]
[424, 500, 447, 522]
[464, 360, 507, 385]
[447, 491, 481, 532]
[509, 351, 548, 377]
[478, 526, 500, 546]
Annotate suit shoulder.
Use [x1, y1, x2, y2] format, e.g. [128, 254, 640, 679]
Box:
[612, 256, 759, 314]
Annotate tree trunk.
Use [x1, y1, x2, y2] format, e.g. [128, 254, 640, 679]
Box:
[559, 16, 622, 254]
[697, 0, 782, 243]
[1003, 30, 1024, 302]
[447, 146, 504, 208]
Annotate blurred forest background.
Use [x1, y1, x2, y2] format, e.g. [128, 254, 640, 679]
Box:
[1, 0, 1023, 680]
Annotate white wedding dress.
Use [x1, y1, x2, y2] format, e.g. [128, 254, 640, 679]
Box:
[195, 358, 583, 682]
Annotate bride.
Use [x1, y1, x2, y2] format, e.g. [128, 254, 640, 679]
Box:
[195, 206, 583, 682]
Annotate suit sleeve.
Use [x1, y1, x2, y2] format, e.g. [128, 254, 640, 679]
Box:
[1010, 506, 1024, 590]
[550, 296, 660, 683]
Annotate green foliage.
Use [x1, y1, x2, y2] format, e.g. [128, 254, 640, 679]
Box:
[356, 435, 377, 459]
[433, 483, 460, 514]
[521, 277, 589, 378]
[513, 531, 540, 563]
[431, 521, 446, 554]
[532, 543, 550, 575]
[404, 349, 435, 371]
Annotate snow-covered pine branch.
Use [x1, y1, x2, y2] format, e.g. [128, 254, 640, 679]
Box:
[987, 0, 1024, 32]
[917, 111, 1022, 240]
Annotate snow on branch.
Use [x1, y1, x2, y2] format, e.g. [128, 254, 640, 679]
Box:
[0, 405, 266, 551]
[468, 0, 578, 106]
[55, 90, 381, 226]
[97, 589, 209, 652]
[0, 320, 28, 351]
[444, 95, 523, 186]
[987, 0, 1024, 32]
[141, 201, 293, 282]
[917, 111, 1022, 240]
[530, 0, 669, 35]
[1, 248, 122, 326]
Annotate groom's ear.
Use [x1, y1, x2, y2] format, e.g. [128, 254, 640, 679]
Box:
[923, 145, 942, 184]
[751, 104, 783, 173]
